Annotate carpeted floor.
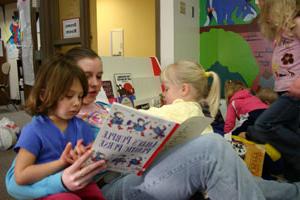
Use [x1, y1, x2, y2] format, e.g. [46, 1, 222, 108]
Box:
[0, 149, 16, 200]
[0, 108, 31, 200]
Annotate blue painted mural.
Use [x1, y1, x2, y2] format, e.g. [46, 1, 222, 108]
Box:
[201, 0, 259, 26]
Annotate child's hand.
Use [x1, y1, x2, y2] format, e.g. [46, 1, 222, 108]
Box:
[61, 140, 93, 165]
[60, 142, 75, 166]
[68, 140, 93, 164]
[74, 139, 92, 157]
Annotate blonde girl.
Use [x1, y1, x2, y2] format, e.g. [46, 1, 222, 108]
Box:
[247, 1, 300, 182]
[144, 60, 221, 134]
[259, 0, 300, 93]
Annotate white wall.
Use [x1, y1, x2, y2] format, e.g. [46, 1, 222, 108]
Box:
[160, 0, 174, 68]
[160, 0, 199, 68]
[174, 0, 199, 63]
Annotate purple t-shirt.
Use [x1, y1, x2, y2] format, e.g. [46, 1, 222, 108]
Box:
[272, 34, 300, 92]
[15, 115, 94, 164]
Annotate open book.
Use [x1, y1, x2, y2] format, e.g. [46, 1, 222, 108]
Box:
[91, 103, 213, 175]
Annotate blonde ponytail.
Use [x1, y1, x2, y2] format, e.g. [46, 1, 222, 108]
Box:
[204, 71, 221, 118]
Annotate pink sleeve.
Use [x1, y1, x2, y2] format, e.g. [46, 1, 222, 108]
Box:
[224, 103, 237, 133]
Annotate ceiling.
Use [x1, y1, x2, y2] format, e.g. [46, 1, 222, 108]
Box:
[0, 0, 17, 6]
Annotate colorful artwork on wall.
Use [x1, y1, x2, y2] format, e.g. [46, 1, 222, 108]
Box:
[200, 28, 259, 96]
[200, 27, 274, 93]
[200, 0, 259, 27]
[7, 15, 20, 46]
[200, 0, 274, 93]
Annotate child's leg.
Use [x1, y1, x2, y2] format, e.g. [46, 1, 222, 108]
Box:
[248, 95, 300, 181]
[73, 183, 105, 200]
[102, 134, 265, 200]
[232, 109, 265, 135]
[256, 178, 300, 200]
[36, 192, 80, 200]
[251, 95, 300, 142]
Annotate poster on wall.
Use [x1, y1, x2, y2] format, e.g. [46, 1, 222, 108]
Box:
[6, 11, 20, 60]
[200, 0, 259, 27]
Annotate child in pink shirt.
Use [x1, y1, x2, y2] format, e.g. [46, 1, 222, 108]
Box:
[224, 80, 268, 135]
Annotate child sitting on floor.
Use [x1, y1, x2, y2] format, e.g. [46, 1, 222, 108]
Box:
[224, 80, 268, 135]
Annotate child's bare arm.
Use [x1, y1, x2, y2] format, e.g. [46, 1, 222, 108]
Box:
[15, 143, 73, 185]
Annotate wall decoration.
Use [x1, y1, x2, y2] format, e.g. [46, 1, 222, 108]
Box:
[7, 15, 20, 45]
[62, 18, 80, 39]
[200, 0, 259, 27]
[200, 28, 259, 92]
[199, 0, 274, 93]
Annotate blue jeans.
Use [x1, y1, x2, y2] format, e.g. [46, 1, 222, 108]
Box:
[247, 95, 300, 181]
[102, 134, 265, 200]
[257, 178, 300, 200]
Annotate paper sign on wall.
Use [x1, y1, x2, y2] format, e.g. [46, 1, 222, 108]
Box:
[62, 18, 80, 39]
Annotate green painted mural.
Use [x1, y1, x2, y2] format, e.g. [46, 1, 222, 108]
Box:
[199, 0, 274, 93]
[200, 28, 259, 86]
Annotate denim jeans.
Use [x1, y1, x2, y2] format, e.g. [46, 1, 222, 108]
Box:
[102, 134, 265, 200]
[256, 178, 300, 200]
[247, 95, 300, 181]
[248, 95, 300, 147]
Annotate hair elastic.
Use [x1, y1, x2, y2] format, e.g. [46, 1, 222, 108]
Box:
[204, 71, 210, 78]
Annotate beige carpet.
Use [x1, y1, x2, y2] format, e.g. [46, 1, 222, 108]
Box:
[0, 109, 31, 200]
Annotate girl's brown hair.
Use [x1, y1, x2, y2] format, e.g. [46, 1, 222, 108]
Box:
[64, 47, 102, 63]
[224, 80, 246, 104]
[256, 87, 278, 105]
[26, 55, 88, 115]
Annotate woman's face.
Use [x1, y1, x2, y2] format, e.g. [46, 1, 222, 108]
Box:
[77, 57, 103, 105]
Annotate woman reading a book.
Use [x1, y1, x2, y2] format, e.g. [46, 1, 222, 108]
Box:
[6, 47, 300, 200]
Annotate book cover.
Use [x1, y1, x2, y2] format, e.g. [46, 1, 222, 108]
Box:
[114, 73, 135, 106]
[114, 73, 135, 97]
[102, 80, 116, 103]
[91, 103, 213, 175]
[231, 136, 266, 177]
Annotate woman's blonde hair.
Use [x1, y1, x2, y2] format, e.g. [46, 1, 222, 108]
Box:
[160, 60, 220, 117]
[259, 0, 300, 41]
[224, 80, 246, 104]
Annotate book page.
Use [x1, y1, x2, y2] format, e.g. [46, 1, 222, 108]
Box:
[91, 103, 179, 174]
[164, 116, 213, 151]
